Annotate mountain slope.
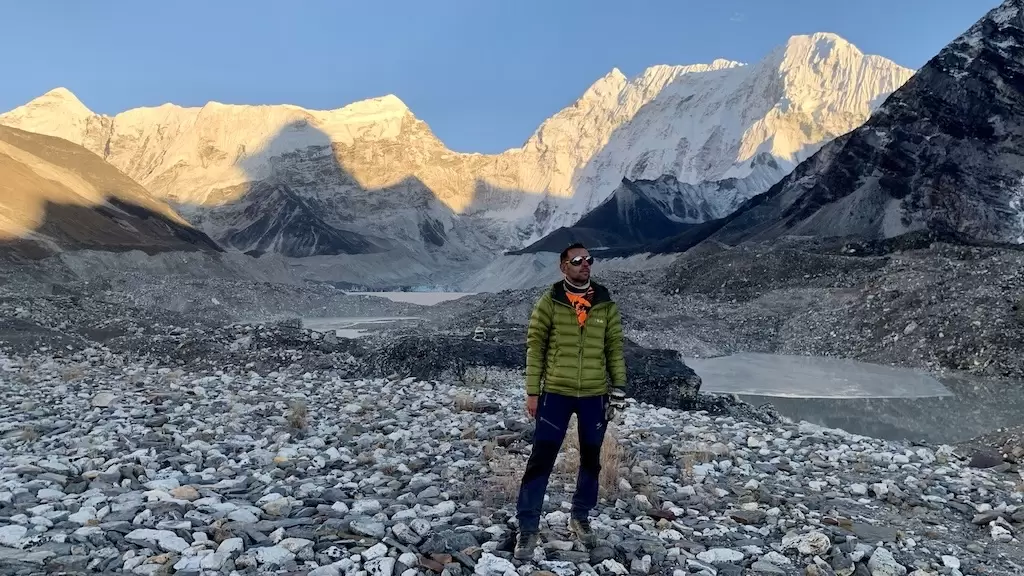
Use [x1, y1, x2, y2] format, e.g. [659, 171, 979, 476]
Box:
[701, 0, 1024, 248]
[0, 33, 915, 256]
[0, 124, 220, 258]
[514, 177, 705, 253]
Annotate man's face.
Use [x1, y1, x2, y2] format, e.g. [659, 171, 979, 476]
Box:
[561, 247, 593, 284]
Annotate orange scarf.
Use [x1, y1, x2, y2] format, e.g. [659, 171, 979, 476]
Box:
[564, 286, 595, 327]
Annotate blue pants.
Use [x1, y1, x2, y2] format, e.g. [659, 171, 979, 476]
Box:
[515, 392, 609, 533]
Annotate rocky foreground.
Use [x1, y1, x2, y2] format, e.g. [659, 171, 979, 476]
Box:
[0, 340, 1022, 576]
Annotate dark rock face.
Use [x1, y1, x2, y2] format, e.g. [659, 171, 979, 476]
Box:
[685, 0, 1024, 250]
[216, 180, 378, 257]
[514, 171, 769, 255]
[367, 326, 704, 410]
[515, 178, 696, 253]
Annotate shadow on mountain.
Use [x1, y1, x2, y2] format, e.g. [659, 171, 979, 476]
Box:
[0, 197, 222, 261]
[0, 124, 222, 260]
[186, 119, 515, 289]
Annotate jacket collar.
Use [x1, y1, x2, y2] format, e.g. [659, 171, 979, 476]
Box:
[550, 279, 611, 307]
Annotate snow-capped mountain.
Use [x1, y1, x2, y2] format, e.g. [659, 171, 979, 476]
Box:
[0, 124, 219, 258]
[703, 0, 1024, 248]
[0, 33, 914, 259]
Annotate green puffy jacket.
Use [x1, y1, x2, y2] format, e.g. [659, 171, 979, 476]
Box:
[525, 280, 627, 397]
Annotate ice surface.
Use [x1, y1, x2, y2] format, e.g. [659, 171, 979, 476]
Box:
[687, 352, 953, 399]
[344, 291, 475, 305]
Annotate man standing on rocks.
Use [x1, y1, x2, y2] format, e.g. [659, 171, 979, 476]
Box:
[514, 242, 628, 560]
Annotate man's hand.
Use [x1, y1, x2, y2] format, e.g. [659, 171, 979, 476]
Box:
[526, 395, 538, 418]
[606, 387, 627, 421]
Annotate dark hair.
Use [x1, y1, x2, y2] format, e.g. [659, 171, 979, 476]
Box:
[560, 242, 587, 263]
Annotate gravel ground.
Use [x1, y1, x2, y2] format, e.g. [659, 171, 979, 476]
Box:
[1, 344, 1022, 576]
[0, 242, 1022, 575]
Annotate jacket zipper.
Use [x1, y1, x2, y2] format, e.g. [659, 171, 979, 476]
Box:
[553, 298, 604, 397]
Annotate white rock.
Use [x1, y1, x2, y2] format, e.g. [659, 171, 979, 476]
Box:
[362, 542, 389, 562]
[91, 392, 116, 407]
[351, 499, 382, 515]
[781, 531, 831, 556]
[367, 557, 397, 576]
[0, 525, 28, 547]
[474, 552, 517, 576]
[255, 545, 295, 566]
[697, 548, 744, 563]
[125, 529, 189, 553]
[761, 551, 791, 566]
[217, 537, 244, 555]
[67, 507, 97, 524]
[278, 537, 313, 553]
[867, 547, 906, 576]
[598, 559, 629, 575]
[308, 563, 344, 576]
[173, 556, 203, 572]
[941, 555, 961, 570]
[398, 552, 419, 567]
[200, 551, 230, 570]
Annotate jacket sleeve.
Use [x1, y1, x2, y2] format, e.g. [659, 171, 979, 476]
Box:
[605, 302, 627, 388]
[525, 294, 553, 396]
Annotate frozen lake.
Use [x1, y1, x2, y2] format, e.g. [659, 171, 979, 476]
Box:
[345, 291, 475, 305]
[686, 352, 952, 399]
[302, 315, 423, 338]
[304, 292, 469, 337]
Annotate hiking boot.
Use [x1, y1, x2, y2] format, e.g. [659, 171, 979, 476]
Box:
[513, 531, 540, 560]
[569, 517, 598, 547]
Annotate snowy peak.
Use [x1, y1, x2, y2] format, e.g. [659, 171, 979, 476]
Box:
[583, 68, 628, 100]
[705, 0, 1024, 247]
[331, 93, 410, 117]
[3, 87, 96, 125]
[0, 87, 102, 147]
[27, 87, 94, 114]
[777, 32, 861, 64]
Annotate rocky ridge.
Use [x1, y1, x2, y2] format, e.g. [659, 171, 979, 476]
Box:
[703, 0, 1024, 248]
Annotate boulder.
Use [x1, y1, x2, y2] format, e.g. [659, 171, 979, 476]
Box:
[369, 325, 703, 409]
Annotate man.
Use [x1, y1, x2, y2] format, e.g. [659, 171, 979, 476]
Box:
[513, 242, 628, 560]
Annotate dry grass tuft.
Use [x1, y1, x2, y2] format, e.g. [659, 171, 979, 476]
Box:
[481, 441, 526, 507]
[676, 441, 714, 481]
[474, 417, 635, 508]
[60, 366, 85, 382]
[553, 418, 629, 498]
[454, 393, 476, 412]
[285, 400, 309, 430]
[210, 521, 233, 544]
[19, 426, 38, 443]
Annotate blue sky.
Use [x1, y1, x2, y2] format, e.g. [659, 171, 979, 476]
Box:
[2, 0, 1001, 154]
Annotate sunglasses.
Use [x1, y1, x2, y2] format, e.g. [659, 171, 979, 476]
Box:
[567, 255, 594, 266]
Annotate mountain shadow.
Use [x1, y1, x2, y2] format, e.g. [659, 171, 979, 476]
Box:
[0, 124, 221, 260]
[181, 119, 521, 287]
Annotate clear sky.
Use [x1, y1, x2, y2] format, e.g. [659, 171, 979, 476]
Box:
[1, 0, 1001, 154]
